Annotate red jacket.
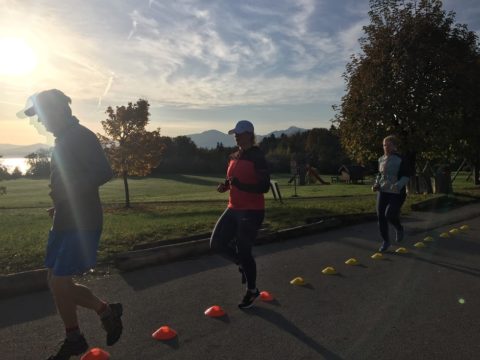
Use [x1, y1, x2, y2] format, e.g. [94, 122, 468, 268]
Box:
[226, 147, 270, 210]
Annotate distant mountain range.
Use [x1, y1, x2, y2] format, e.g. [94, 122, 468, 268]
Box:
[0, 143, 51, 158]
[0, 126, 308, 156]
[186, 126, 308, 149]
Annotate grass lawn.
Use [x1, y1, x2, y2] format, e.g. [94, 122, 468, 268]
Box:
[0, 173, 478, 274]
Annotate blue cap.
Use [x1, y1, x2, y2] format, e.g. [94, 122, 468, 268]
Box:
[228, 120, 254, 135]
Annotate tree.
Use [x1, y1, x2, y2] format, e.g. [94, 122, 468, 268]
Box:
[0, 155, 9, 180]
[305, 127, 348, 173]
[25, 149, 51, 178]
[0, 156, 7, 195]
[98, 99, 164, 207]
[10, 167, 23, 179]
[334, 0, 480, 191]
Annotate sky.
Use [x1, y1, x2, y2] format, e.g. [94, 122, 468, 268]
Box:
[0, 0, 478, 145]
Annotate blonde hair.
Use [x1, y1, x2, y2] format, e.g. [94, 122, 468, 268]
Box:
[383, 135, 398, 149]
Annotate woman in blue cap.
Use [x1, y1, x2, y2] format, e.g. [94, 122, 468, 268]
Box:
[210, 120, 270, 309]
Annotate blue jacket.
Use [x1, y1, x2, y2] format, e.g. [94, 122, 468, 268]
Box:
[374, 153, 410, 194]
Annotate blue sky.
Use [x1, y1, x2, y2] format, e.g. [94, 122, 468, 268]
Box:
[0, 0, 478, 144]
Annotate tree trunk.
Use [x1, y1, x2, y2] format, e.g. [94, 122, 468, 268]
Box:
[405, 151, 417, 194]
[434, 165, 453, 194]
[123, 171, 130, 208]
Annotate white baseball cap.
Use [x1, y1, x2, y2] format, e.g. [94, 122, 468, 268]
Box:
[228, 120, 254, 135]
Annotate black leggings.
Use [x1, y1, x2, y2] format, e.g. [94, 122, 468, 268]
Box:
[210, 208, 264, 290]
[376, 191, 406, 242]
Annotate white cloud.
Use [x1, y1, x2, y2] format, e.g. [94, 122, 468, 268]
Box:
[4, 0, 477, 142]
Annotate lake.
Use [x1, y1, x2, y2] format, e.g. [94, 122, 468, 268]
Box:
[1, 158, 30, 174]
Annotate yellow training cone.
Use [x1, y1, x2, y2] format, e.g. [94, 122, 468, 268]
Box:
[460, 225, 470, 231]
[371, 253, 384, 260]
[440, 232, 450, 238]
[322, 266, 337, 275]
[290, 277, 305, 286]
[449, 228, 460, 235]
[345, 258, 359, 266]
[423, 236, 434, 242]
[414, 242, 426, 248]
[395, 247, 408, 254]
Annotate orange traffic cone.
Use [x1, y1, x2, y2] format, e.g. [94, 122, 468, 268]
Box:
[260, 291, 274, 301]
[204, 305, 226, 317]
[152, 325, 177, 340]
[81, 348, 110, 360]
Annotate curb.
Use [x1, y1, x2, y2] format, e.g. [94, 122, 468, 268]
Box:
[114, 217, 344, 271]
[407, 208, 480, 235]
[0, 269, 48, 300]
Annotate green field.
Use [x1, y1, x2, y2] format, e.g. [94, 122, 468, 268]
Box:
[0, 174, 478, 274]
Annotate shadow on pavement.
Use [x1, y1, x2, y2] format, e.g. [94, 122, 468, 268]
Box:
[249, 307, 344, 360]
[0, 290, 56, 329]
[120, 230, 380, 292]
[412, 256, 480, 278]
[120, 255, 230, 291]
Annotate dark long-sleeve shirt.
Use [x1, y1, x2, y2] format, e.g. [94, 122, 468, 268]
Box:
[50, 117, 113, 231]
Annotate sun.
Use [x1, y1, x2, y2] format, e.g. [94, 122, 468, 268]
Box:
[0, 37, 38, 76]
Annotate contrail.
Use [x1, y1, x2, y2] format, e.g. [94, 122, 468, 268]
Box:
[127, 20, 138, 40]
[98, 73, 115, 107]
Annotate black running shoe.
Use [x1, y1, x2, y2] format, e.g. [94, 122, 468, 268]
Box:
[238, 266, 246, 284]
[238, 289, 260, 309]
[46, 335, 88, 360]
[379, 241, 391, 253]
[101, 303, 123, 346]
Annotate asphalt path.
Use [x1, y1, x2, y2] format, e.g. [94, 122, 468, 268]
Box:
[1, 216, 479, 360]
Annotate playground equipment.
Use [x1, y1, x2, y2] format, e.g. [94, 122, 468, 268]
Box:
[306, 165, 330, 185]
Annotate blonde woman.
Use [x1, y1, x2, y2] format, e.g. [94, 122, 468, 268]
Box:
[372, 135, 410, 252]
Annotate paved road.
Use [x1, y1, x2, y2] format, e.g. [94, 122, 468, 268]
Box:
[1, 215, 479, 360]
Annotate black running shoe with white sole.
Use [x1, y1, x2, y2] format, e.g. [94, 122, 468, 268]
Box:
[238, 289, 260, 309]
[46, 335, 88, 360]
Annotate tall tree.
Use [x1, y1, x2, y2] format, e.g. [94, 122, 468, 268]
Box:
[334, 0, 480, 191]
[98, 99, 164, 207]
[305, 127, 348, 173]
[25, 149, 51, 178]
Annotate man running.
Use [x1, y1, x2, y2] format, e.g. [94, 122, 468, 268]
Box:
[20, 89, 123, 359]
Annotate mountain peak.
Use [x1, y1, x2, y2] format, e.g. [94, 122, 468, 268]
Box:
[186, 126, 308, 149]
[0, 143, 50, 158]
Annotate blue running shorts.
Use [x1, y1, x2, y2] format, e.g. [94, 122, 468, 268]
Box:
[45, 230, 102, 276]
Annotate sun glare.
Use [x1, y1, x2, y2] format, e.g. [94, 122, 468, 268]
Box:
[0, 37, 38, 76]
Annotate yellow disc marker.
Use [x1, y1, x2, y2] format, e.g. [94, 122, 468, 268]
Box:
[449, 228, 460, 235]
[395, 247, 408, 254]
[460, 225, 470, 231]
[322, 266, 337, 275]
[423, 236, 434, 242]
[371, 252, 384, 260]
[439, 232, 450, 238]
[290, 277, 305, 286]
[345, 258, 359, 266]
[414, 242, 426, 248]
